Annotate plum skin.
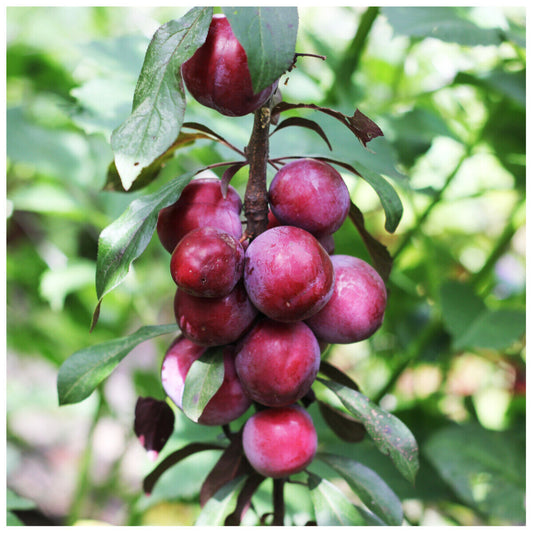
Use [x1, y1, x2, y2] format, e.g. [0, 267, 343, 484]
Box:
[157, 177, 243, 254]
[181, 14, 276, 117]
[170, 226, 245, 298]
[161, 336, 251, 426]
[243, 226, 335, 322]
[269, 158, 350, 237]
[306, 255, 387, 344]
[235, 318, 321, 407]
[242, 405, 317, 478]
[174, 281, 258, 346]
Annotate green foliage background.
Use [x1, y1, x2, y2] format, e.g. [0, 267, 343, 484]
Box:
[6, 5, 525, 526]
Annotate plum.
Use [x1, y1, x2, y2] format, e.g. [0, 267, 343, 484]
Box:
[161, 336, 251, 425]
[306, 255, 387, 344]
[235, 318, 320, 407]
[242, 405, 317, 478]
[170, 226, 245, 298]
[269, 159, 350, 236]
[243, 226, 334, 322]
[181, 14, 277, 117]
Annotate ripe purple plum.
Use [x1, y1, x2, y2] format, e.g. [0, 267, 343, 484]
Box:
[235, 318, 320, 407]
[269, 158, 350, 236]
[306, 255, 387, 344]
[157, 177, 243, 253]
[170, 226, 244, 298]
[174, 281, 258, 346]
[243, 226, 334, 322]
[161, 336, 251, 425]
[181, 14, 276, 117]
[242, 405, 317, 478]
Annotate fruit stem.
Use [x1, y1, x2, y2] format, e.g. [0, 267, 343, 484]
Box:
[272, 478, 285, 525]
[243, 103, 272, 240]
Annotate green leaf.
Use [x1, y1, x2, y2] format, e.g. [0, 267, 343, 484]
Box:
[222, 7, 298, 93]
[57, 324, 177, 405]
[195, 475, 247, 526]
[454, 309, 526, 351]
[6, 489, 36, 512]
[318, 378, 419, 484]
[424, 423, 525, 523]
[382, 7, 503, 46]
[111, 7, 213, 190]
[92, 171, 196, 329]
[307, 472, 366, 526]
[318, 453, 403, 526]
[182, 346, 226, 423]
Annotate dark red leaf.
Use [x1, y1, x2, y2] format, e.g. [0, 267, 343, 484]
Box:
[143, 441, 225, 495]
[317, 400, 366, 443]
[221, 162, 248, 198]
[200, 430, 253, 507]
[224, 472, 266, 525]
[134, 397, 175, 460]
[348, 202, 393, 282]
[270, 117, 332, 151]
[319, 360, 360, 391]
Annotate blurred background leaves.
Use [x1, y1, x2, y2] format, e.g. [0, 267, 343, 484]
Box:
[6, 5, 525, 526]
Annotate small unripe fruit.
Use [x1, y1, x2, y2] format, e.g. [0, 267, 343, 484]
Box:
[235, 318, 320, 407]
[161, 336, 251, 426]
[170, 226, 245, 298]
[181, 14, 276, 117]
[157, 177, 242, 254]
[306, 255, 387, 344]
[174, 282, 258, 346]
[243, 226, 334, 322]
[242, 405, 317, 478]
[269, 159, 350, 236]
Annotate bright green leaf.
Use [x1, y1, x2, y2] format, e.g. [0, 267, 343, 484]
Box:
[182, 347, 225, 423]
[307, 472, 366, 526]
[223, 6, 298, 93]
[318, 452, 403, 525]
[57, 324, 177, 405]
[318, 378, 419, 484]
[111, 7, 213, 190]
[93, 171, 196, 329]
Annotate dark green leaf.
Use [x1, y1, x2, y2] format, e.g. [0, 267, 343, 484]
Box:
[318, 378, 419, 484]
[222, 7, 298, 93]
[195, 476, 248, 526]
[318, 453, 403, 525]
[425, 423, 525, 523]
[182, 346, 226, 423]
[111, 7, 213, 190]
[307, 472, 366, 526]
[57, 324, 177, 405]
[92, 171, 196, 329]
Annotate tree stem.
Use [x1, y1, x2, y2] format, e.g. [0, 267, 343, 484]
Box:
[243, 104, 272, 240]
[272, 478, 285, 526]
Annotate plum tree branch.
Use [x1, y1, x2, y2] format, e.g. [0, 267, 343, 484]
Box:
[243, 102, 272, 240]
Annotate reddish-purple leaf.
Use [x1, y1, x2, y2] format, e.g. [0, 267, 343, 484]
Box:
[348, 202, 393, 282]
[221, 163, 249, 198]
[224, 472, 266, 525]
[270, 117, 332, 151]
[200, 431, 252, 507]
[319, 360, 360, 391]
[143, 442, 225, 495]
[134, 397, 175, 461]
[318, 400, 366, 443]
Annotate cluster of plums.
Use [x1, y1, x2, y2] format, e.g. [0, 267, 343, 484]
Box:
[157, 159, 387, 479]
[156, 13, 387, 479]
